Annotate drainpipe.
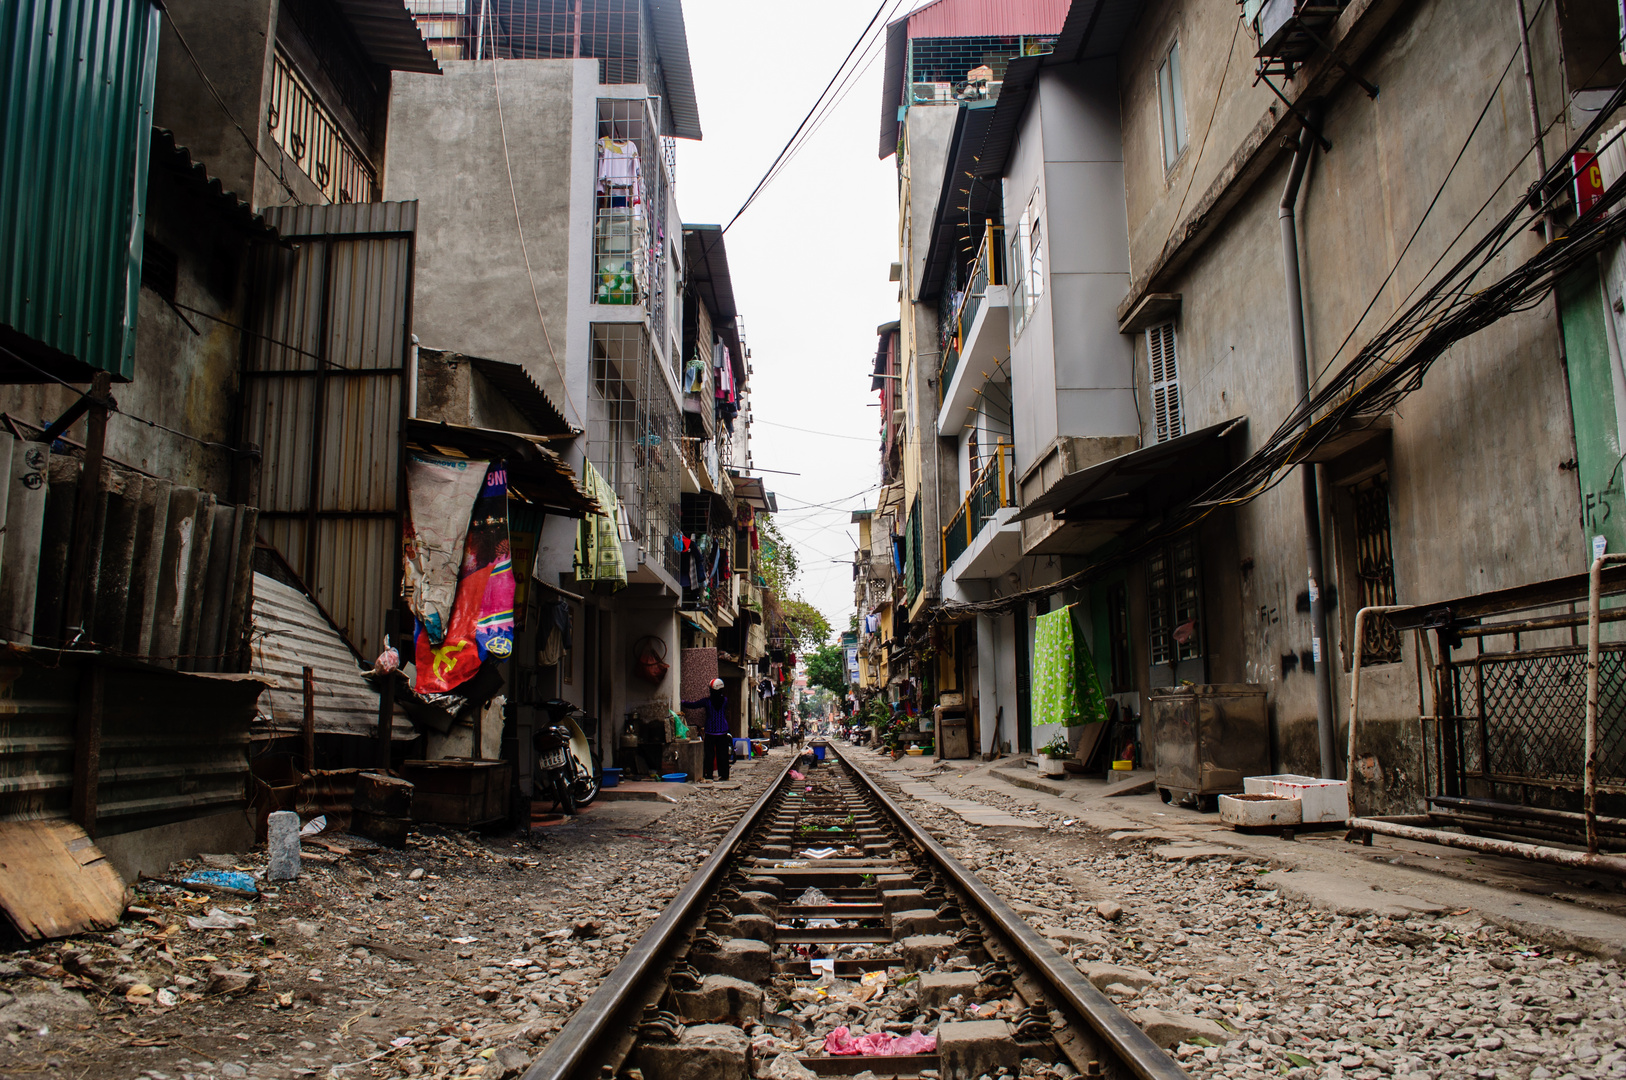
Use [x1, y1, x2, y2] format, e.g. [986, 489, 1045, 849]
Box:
[1279, 109, 1338, 779]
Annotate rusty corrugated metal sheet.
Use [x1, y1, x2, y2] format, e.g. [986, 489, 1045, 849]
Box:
[903, 0, 1070, 37]
[250, 572, 413, 740]
[0, 650, 261, 836]
[0, 0, 160, 381]
[244, 202, 415, 662]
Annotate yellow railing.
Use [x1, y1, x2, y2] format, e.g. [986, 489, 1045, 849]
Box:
[939, 222, 1004, 398]
[941, 443, 1013, 570]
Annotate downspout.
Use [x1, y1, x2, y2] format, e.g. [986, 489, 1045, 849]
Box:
[1279, 109, 1339, 779]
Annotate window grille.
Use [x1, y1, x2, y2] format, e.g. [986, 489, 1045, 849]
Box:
[1149, 538, 1202, 667]
[1157, 40, 1188, 169]
[268, 52, 377, 204]
[905, 35, 1056, 101]
[588, 324, 680, 573]
[1147, 322, 1183, 442]
[1352, 471, 1401, 663]
[280, 0, 382, 143]
[594, 99, 665, 326]
[410, 0, 645, 84]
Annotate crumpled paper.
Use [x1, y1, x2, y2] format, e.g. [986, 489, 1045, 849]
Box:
[823, 1026, 936, 1056]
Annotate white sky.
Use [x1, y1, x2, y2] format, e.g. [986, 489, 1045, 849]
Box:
[676, 0, 908, 642]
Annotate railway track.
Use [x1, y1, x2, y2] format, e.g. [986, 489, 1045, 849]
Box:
[521, 742, 1189, 1080]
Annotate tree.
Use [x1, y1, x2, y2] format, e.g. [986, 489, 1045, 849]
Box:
[781, 598, 832, 651]
[805, 642, 848, 697]
[755, 514, 833, 651]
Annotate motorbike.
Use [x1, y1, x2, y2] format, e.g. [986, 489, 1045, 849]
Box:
[534, 699, 599, 815]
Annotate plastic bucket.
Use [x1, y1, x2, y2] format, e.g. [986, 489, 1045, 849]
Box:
[600, 768, 622, 788]
[813, 745, 826, 762]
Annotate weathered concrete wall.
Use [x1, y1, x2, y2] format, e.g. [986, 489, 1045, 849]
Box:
[0, 163, 248, 497]
[1116, 0, 1583, 806]
[384, 59, 590, 429]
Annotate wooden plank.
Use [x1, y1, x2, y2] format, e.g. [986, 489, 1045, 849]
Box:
[0, 820, 125, 940]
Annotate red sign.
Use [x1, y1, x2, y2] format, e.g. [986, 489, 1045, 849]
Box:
[1576, 151, 1605, 216]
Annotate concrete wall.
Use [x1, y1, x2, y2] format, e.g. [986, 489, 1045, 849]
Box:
[385, 59, 592, 428]
[1007, 64, 1137, 486]
[1116, 0, 1584, 809]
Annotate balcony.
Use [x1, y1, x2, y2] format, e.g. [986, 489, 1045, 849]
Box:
[938, 227, 1009, 436]
[942, 445, 1022, 583]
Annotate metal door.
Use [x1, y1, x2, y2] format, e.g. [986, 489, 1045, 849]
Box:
[242, 202, 415, 662]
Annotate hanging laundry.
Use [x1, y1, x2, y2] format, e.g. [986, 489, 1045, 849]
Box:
[574, 461, 627, 590]
[403, 454, 489, 645]
[683, 358, 706, 393]
[595, 137, 643, 203]
[413, 462, 513, 694]
[1032, 608, 1109, 728]
[714, 343, 736, 403]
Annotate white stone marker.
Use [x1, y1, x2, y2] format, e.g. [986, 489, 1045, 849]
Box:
[267, 811, 301, 881]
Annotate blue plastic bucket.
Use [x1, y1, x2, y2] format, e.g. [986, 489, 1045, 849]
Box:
[600, 768, 622, 788]
[661, 772, 688, 783]
[813, 745, 826, 762]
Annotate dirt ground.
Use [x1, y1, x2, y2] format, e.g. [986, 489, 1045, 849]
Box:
[0, 753, 786, 1080]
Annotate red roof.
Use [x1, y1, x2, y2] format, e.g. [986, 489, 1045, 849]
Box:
[902, 0, 1070, 38]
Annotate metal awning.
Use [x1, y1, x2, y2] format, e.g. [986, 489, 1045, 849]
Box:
[152, 128, 279, 240]
[407, 419, 600, 517]
[731, 473, 777, 513]
[683, 225, 744, 383]
[251, 572, 414, 741]
[918, 102, 998, 303]
[647, 0, 702, 139]
[1386, 567, 1626, 633]
[332, 0, 441, 73]
[466, 356, 579, 437]
[1016, 419, 1247, 522]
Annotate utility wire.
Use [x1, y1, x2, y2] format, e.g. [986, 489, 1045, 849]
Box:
[724, 0, 909, 232]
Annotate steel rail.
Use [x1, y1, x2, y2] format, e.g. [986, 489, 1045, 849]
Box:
[833, 742, 1191, 1080]
[520, 752, 797, 1080]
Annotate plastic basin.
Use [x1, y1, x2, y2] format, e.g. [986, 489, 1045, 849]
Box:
[599, 768, 622, 788]
[661, 772, 688, 783]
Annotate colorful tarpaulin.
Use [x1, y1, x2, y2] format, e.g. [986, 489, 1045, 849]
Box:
[574, 461, 627, 589]
[413, 462, 514, 694]
[1033, 607, 1109, 727]
[403, 454, 488, 644]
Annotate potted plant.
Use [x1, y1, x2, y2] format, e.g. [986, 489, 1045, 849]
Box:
[1038, 733, 1071, 777]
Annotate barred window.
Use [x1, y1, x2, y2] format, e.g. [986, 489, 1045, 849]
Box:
[1148, 538, 1202, 668]
[1351, 471, 1400, 664]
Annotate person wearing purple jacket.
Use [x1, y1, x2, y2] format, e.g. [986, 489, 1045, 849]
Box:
[682, 678, 732, 782]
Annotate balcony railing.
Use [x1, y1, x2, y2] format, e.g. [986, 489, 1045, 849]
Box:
[938, 223, 1004, 398]
[268, 51, 376, 204]
[943, 444, 1015, 571]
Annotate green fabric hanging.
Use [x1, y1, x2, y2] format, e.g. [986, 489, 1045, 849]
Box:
[1033, 607, 1109, 727]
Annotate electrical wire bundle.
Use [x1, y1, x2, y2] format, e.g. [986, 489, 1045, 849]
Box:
[933, 79, 1626, 622]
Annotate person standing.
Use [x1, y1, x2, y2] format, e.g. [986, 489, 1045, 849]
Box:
[682, 678, 731, 782]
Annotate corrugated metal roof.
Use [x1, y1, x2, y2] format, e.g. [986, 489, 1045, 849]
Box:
[973, 0, 1143, 180]
[466, 356, 579, 436]
[0, 0, 160, 382]
[406, 418, 601, 517]
[917, 102, 999, 302]
[647, 0, 701, 139]
[332, 0, 441, 74]
[683, 225, 745, 380]
[251, 572, 413, 740]
[151, 128, 279, 240]
[877, 0, 1069, 158]
[905, 0, 1070, 37]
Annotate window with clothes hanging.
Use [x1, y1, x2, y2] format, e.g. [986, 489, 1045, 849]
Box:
[1148, 537, 1202, 668]
[1010, 189, 1044, 336]
[1146, 321, 1184, 442]
[1157, 39, 1189, 171]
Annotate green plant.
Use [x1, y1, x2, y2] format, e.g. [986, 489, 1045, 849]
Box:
[1041, 733, 1070, 758]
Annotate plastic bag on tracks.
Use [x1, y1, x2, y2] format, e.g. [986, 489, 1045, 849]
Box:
[823, 1025, 936, 1056]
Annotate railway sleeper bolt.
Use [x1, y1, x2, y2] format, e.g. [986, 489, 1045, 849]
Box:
[636, 1004, 685, 1043]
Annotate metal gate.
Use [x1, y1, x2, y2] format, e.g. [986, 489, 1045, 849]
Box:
[242, 203, 415, 663]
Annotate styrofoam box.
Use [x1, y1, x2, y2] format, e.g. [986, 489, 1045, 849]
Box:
[1245, 773, 1350, 823]
[1219, 793, 1302, 827]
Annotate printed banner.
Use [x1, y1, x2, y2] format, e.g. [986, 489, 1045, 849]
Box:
[414, 462, 513, 694]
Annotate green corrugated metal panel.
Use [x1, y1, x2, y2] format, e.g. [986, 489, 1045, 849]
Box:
[0, 0, 160, 381]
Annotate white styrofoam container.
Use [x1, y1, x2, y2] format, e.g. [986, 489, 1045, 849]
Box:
[1244, 773, 1350, 823]
[1219, 793, 1303, 828]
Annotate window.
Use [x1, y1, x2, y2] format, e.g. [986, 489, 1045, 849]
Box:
[1157, 41, 1188, 170]
[1340, 468, 1401, 665]
[1010, 190, 1044, 335]
[1146, 322, 1183, 442]
[1148, 537, 1202, 668]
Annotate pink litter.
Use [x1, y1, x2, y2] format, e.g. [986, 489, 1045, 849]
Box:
[823, 1026, 937, 1056]
[789, 769, 804, 780]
